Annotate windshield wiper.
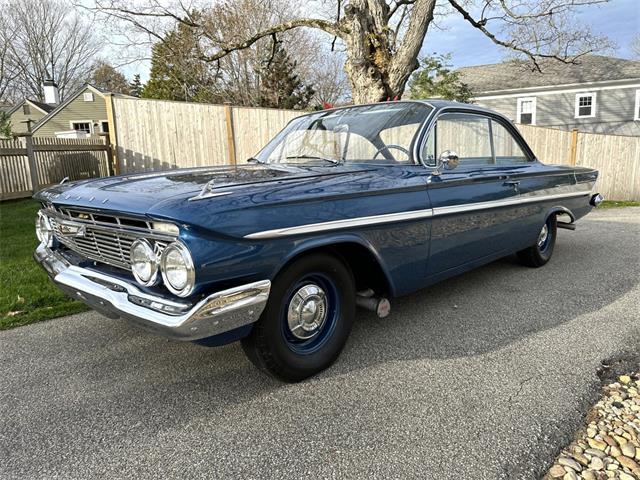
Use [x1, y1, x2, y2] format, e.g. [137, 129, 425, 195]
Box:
[284, 155, 340, 165]
[247, 157, 265, 164]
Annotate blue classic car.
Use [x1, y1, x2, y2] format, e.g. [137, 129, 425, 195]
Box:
[33, 101, 602, 381]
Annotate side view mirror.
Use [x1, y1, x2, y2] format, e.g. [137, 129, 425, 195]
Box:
[433, 150, 459, 175]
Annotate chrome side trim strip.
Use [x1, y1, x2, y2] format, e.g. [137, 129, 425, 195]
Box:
[244, 209, 435, 239]
[432, 191, 590, 217]
[244, 190, 590, 239]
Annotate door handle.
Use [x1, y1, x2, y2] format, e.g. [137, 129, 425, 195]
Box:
[503, 180, 520, 187]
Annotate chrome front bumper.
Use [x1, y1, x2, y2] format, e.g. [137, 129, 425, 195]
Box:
[34, 244, 270, 341]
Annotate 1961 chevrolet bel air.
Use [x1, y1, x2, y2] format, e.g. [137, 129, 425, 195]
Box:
[33, 100, 602, 381]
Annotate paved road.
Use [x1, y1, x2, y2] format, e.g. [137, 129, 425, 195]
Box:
[1, 208, 639, 479]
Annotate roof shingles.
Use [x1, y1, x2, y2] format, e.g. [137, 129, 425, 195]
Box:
[458, 55, 640, 94]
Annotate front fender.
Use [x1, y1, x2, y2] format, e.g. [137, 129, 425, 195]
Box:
[274, 233, 397, 295]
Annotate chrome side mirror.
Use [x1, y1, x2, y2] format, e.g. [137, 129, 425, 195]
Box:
[440, 150, 459, 170]
[433, 150, 459, 175]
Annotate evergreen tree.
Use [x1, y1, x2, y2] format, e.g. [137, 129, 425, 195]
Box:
[0, 111, 11, 138]
[258, 45, 314, 110]
[142, 19, 216, 103]
[91, 61, 129, 93]
[409, 54, 472, 103]
[128, 74, 144, 97]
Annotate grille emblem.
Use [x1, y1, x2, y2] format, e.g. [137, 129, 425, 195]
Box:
[58, 222, 86, 237]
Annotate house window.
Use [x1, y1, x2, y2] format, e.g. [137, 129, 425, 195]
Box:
[71, 122, 91, 134]
[575, 93, 596, 118]
[635, 90, 640, 121]
[100, 121, 109, 133]
[83, 92, 94, 102]
[517, 97, 536, 125]
[22, 104, 30, 115]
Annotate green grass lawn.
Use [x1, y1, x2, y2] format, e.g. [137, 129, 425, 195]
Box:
[0, 199, 87, 330]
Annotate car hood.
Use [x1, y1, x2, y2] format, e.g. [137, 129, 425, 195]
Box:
[34, 164, 382, 219]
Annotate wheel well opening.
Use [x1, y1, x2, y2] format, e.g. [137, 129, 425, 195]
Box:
[285, 243, 392, 297]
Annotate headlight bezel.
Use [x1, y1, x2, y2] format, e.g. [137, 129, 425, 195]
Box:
[36, 211, 53, 247]
[130, 238, 160, 287]
[160, 241, 195, 297]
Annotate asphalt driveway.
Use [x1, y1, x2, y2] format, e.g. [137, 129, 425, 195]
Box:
[1, 207, 638, 480]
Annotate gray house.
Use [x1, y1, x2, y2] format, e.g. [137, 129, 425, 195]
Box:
[458, 55, 640, 136]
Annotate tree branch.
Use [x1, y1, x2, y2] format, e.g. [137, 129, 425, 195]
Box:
[331, 0, 342, 52]
[200, 18, 342, 62]
[389, 0, 416, 18]
[390, 0, 436, 86]
[448, 0, 599, 72]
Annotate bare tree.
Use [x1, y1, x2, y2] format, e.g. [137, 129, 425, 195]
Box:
[1, 0, 102, 101]
[0, 16, 20, 103]
[303, 51, 351, 105]
[90, 0, 611, 103]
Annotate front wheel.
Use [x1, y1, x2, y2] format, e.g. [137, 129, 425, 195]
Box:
[517, 214, 557, 268]
[241, 253, 355, 382]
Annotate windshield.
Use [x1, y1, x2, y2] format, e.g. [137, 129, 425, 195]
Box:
[255, 102, 433, 166]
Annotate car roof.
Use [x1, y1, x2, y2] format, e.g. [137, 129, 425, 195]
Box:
[316, 99, 499, 117]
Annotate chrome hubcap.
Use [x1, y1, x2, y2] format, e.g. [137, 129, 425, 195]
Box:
[537, 224, 549, 248]
[287, 284, 328, 340]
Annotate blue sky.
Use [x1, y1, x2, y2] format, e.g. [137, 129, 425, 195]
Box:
[423, 0, 639, 67]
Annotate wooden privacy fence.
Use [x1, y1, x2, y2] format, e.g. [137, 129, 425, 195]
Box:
[0, 135, 112, 200]
[111, 97, 300, 173]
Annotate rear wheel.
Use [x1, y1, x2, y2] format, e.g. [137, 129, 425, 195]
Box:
[241, 253, 355, 382]
[517, 214, 557, 267]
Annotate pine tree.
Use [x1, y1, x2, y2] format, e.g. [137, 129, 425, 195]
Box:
[128, 74, 144, 97]
[408, 54, 472, 103]
[0, 111, 11, 138]
[258, 45, 315, 110]
[142, 19, 216, 103]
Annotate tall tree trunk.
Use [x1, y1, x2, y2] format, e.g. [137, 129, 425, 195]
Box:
[342, 0, 436, 103]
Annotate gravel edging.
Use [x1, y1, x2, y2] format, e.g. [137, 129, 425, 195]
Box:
[543, 372, 640, 480]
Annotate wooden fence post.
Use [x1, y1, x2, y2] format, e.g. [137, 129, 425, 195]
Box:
[16, 132, 39, 193]
[569, 129, 579, 166]
[104, 93, 120, 175]
[224, 103, 237, 165]
[98, 132, 114, 176]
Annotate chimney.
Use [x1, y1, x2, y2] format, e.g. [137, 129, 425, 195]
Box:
[43, 78, 60, 105]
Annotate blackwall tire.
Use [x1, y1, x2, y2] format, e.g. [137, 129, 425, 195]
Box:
[517, 214, 557, 268]
[241, 252, 355, 382]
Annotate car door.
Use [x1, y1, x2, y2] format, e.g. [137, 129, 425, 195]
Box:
[422, 111, 528, 278]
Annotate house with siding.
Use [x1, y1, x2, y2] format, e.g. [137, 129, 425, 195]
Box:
[31, 84, 111, 138]
[458, 55, 640, 136]
[5, 99, 55, 134]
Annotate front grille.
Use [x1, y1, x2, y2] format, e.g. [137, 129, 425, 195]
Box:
[46, 208, 175, 270]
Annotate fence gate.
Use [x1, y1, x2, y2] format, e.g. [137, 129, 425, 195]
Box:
[0, 134, 113, 201]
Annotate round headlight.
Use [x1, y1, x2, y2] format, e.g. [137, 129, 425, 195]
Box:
[130, 239, 159, 286]
[160, 242, 195, 297]
[36, 212, 53, 247]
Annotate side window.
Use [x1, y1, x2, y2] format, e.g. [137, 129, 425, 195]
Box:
[492, 121, 529, 164]
[435, 113, 493, 166]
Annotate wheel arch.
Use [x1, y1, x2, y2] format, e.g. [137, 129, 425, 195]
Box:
[546, 205, 575, 223]
[274, 235, 396, 297]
